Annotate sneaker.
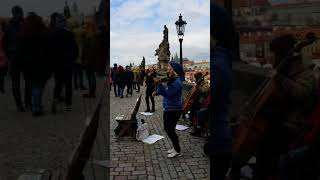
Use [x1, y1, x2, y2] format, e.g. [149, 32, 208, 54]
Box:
[145, 109, 150, 113]
[167, 149, 175, 154]
[167, 150, 181, 158]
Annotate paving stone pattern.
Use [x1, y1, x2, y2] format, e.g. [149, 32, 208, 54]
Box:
[110, 86, 209, 180]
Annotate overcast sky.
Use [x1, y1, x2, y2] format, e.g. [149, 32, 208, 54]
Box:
[110, 0, 210, 66]
[0, 0, 100, 17]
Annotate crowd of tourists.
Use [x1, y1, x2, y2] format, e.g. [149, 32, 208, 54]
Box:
[0, 5, 107, 116]
[111, 63, 160, 113]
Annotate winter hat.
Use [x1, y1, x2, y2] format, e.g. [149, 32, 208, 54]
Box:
[169, 61, 184, 77]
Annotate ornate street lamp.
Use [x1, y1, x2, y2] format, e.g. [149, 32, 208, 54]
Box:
[175, 13, 187, 65]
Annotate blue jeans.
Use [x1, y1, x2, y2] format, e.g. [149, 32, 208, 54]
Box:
[117, 83, 124, 97]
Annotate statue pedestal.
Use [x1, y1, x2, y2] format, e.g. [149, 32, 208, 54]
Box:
[159, 61, 168, 72]
[157, 70, 167, 77]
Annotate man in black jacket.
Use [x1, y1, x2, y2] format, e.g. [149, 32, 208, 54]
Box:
[111, 63, 118, 96]
[125, 66, 134, 97]
[3, 6, 29, 112]
[50, 13, 78, 112]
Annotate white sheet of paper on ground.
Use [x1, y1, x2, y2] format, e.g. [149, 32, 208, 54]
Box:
[175, 124, 189, 131]
[139, 112, 154, 116]
[142, 134, 164, 144]
[115, 115, 124, 120]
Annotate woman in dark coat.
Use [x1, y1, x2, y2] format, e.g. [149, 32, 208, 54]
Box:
[19, 12, 51, 116]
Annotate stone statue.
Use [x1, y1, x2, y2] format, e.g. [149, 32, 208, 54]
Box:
[163, 25, 168, 42]
[140, 56, 145, 70]
[155, 25, 170, 72]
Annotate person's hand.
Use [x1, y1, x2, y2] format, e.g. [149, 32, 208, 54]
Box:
[152, 92, 157, 97]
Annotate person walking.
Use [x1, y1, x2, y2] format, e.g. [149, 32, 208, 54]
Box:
[0, 22, 8, 94]
[125, 66, 134, 97]
[153, 61, 184, 158]
[19, 12, 51, 116]
[133, 69, 137, 90]
[145, 67, 156, 112]
[50, 13, 78, 112]
[135, 69, 141, 92]
[111, 63, 118, 96]
[82, 18, 98, 98]
[117, 65, 125, 98]
[68, 18, 86, 90]
[2, 6, 29, 111]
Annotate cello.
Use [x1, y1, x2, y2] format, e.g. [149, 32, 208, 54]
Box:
[182, 74, 208, 114]
[232, 33, 317, 163]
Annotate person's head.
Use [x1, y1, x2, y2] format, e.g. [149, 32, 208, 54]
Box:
[114, 63, 117, 68]
[168, 61, 184, 78]
[194, 72, 203, 81]
[50, 13, 66, 29]
[211, 3, 235, 51]
[270, 34, 296, 66]
[11, 6, 24, 19]
[23, 12, 47, 35]
[118, 65, 124, 72]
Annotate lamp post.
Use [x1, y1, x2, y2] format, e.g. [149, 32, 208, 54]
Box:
[175, 13, 187, 65]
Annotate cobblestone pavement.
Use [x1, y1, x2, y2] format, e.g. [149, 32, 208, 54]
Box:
[110, 86, 209, 180]
[0, 76, 109, 180]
